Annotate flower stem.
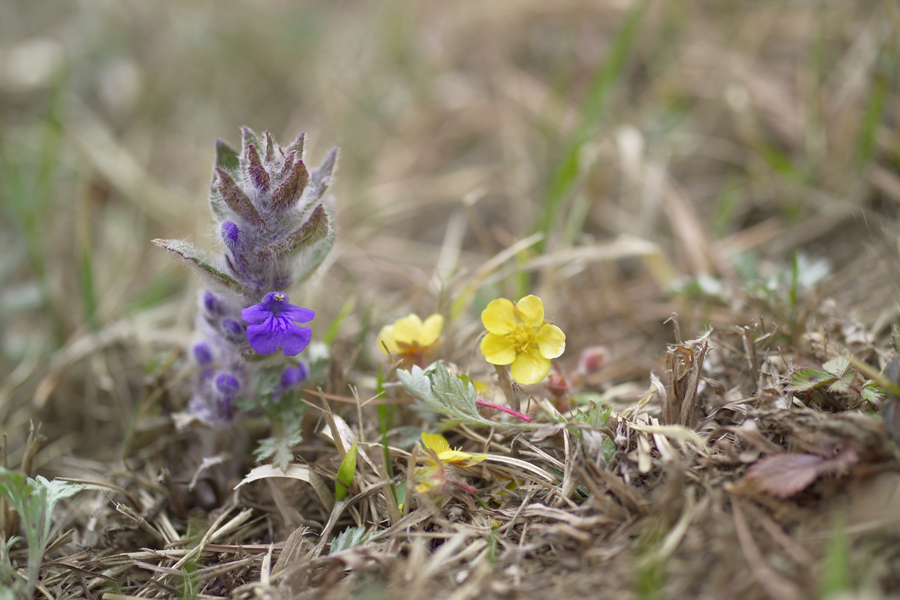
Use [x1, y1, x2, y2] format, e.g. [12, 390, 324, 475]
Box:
[475, 398, 532, 422]
[449, 478, 479, 494]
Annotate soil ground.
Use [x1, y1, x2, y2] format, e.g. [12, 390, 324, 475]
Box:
[2, 1, 900, 599]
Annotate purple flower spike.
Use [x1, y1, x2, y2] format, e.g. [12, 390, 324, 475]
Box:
[241, 292, 315, 356]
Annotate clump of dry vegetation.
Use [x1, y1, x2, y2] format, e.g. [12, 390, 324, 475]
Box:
[1, 1, 900, 598]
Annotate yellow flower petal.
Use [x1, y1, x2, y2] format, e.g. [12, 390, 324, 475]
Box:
[438, 449, 475, 465]
[480, 333, 516, 365]
[515, 295, 544, 328]
[535, 323, 566, 359]
[510, 347, 552, 385]
[392, 313, 425, 345]
[421, 432, 451, 455]
[377, 324, 399, 355]
[464, 454, 488, 467]
[481, 298, 517, 334]
[419, 313, 444, 346]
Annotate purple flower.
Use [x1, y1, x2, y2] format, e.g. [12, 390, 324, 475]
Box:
[241, 292, 315, 356]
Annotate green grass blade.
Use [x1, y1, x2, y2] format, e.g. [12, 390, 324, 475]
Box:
[532, 0, 649, 252]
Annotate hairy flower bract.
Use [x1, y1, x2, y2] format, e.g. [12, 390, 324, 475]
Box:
[480, 295, 566, 385]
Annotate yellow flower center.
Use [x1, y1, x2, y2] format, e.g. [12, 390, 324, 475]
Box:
[509, 327, 534, 352]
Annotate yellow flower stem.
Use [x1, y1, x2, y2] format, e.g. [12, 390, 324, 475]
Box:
[493, 364, 519, 412]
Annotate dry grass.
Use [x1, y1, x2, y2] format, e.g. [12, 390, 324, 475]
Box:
[2, 0, 900, 598]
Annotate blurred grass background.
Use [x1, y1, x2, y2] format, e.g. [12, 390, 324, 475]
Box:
[1, 0, 899, 459]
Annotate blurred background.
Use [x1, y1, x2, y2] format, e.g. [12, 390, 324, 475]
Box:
[1, 0, 899, 458]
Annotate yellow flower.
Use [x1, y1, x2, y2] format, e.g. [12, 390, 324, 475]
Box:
[415, 432, 486, 495]
[377, 313, 444, 365]
[479, 295, 566, 385]
[420, 432, 487, 467]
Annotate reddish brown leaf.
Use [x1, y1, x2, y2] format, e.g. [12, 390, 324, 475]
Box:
[745, 446, 859, 499]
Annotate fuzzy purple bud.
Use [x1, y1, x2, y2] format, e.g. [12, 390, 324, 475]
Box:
[222, 221, 241, 249]
[222, 319, 243, 336]
[280, 364, 308, 389]
[193, 342, 214, 365]
[216, 373, 240, 397]
[203, 291, 223, 316]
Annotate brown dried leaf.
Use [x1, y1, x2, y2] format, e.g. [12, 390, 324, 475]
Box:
[744, 446, 859, 499]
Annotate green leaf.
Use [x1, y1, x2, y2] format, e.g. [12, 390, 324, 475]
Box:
[395, 363, 542, 429]
[786, 368, 837, 392]
[860, 380, 885, 404]
[305, 147, 338, 204]
[822, 356, 850, 378]
[0, 470, 83, 599]
[252, 367, 284, 404]
[335, 439, 358, 501]
[827, 370, 857, 395]
[215, 138, 240, 174]
[329, 524, 370, 555]
[151, 238, 249, 295]
[253, 432, 302, 472]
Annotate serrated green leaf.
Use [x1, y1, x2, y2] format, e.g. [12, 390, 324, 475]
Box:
[786, 368, 837, 392]
[253, 433, 302, 472]
[329, 524, 370, 555]
[335, 439, 358, 501]
[861, 380, 885, 404]
[823, 356, 851, 378]
[396, 363, 541, 429]
[395, 365, 440, 406]
[827, 370, 856, 395]
[151, 239, 249, 295]
[253, 367, 284, 404]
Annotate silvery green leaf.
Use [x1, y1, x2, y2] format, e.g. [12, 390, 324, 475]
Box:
[396, 363, 539, 429]
[292, 228, 334, 283]
[151, 239, 250, 296]
[395, 365, 439, 406]
[329, 524, 370, 555]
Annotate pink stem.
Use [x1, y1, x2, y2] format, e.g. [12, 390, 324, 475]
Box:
[475, 398, 533, 422]
[449, 479, 479, 494]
